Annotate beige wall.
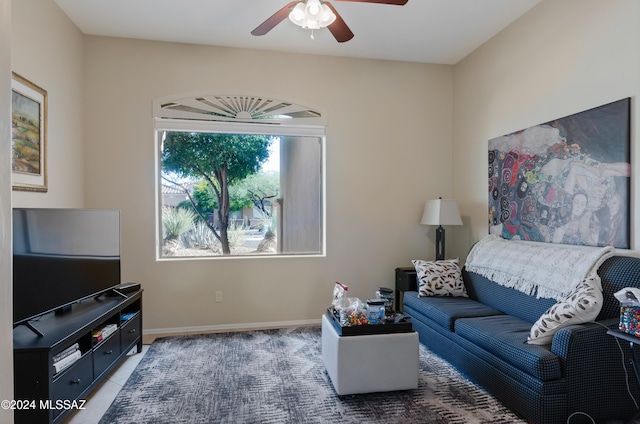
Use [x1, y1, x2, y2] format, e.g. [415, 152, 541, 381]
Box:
[82, 37, 453, 332]
[8, 0, 453, 343]
[11, 0, 636, 338]
[451, 0, 640, 259]
[1, 0, 13, 420]
[11, 0, 85, 208]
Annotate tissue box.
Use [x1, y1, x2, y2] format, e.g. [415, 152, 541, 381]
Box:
[619, 305, 640, 337]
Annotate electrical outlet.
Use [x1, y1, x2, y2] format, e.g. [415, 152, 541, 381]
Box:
[215, 291, 223, 303]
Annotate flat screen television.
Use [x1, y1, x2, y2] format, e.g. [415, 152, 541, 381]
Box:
[13, 208, 121, 326]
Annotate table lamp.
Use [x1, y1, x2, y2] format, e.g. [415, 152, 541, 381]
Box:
[420, 198, 462, 260]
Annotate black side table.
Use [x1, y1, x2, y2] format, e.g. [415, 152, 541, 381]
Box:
[607, 329, 640, 388]
[395, 267, 417, 312]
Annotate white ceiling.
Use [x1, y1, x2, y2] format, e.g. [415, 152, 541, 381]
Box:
[53, 0, 542, 65]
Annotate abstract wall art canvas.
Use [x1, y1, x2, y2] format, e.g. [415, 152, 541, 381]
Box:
[488, 98, 630, 248]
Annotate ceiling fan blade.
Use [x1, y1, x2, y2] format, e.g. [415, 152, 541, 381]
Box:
[325, 3, 354, 43]
[251, 1, 299, 36]
[335, 0, 408, 4]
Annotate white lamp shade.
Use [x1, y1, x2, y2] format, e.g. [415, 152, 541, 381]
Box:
[420, 199, 462, 226]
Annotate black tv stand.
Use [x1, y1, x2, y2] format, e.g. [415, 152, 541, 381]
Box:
[13, 290, 143, 424]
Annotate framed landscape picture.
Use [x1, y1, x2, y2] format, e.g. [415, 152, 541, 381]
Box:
[488, 98, 631, 248]
[11, 72, 47, 192]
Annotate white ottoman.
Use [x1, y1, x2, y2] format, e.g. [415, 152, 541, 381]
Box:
[321, 313, 419, 395]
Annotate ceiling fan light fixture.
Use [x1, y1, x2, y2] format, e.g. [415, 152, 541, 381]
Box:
[289, 0, 336, 30]
[307, 0, 322, 16]
[289, 3, 307, 26]
[319, 4, 336, 26]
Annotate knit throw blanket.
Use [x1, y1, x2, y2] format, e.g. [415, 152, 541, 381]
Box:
[465, 235, 615, 301]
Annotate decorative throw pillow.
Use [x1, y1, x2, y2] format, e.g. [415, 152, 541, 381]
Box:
[527, 274, 603, 345]
[412, 258, 468, 297]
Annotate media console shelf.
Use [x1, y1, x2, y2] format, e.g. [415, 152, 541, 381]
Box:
[13, 290, 143, 424]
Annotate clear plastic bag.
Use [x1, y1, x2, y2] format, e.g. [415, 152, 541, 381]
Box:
[336, 297, 369, 326]
[332, 281, 348, 308]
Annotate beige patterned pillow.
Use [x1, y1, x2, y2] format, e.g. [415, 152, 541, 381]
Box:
[527, 274, 603, 345]
[412, 258, 468, 297]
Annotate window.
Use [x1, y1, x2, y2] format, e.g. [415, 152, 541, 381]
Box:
[154, 94, 326, 259]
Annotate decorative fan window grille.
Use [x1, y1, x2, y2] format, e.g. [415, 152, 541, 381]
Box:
[154, 93, 326, 126]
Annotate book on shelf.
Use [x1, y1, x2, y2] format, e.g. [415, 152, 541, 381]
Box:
[101, 323, 118, 338]
[93, 323, 118, 343]
[121, 312, 136, 322]
[53, 349, 82, 374]
[53, 342, 79, 363]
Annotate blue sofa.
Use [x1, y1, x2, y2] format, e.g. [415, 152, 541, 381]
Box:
[403, 255, 640, 424]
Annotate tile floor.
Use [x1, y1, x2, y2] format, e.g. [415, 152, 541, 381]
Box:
[62, 345, 149, 424]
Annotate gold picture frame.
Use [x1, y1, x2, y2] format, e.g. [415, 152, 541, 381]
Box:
[11, 72, 47, 192]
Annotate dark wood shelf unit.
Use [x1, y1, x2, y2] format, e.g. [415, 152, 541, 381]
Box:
[13, 290, 143, 424]
[395, 267, 417, 312]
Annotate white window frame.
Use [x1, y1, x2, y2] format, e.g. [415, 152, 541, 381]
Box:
[154, 116, 327, 260]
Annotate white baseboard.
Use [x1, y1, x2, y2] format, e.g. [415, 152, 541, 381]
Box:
[143, 318, 322, 341]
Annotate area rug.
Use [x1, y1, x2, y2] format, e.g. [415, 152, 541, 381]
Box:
[99, 326, 525, 424]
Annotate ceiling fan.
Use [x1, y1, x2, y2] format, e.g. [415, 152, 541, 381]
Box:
[251, 0, 408, 43]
